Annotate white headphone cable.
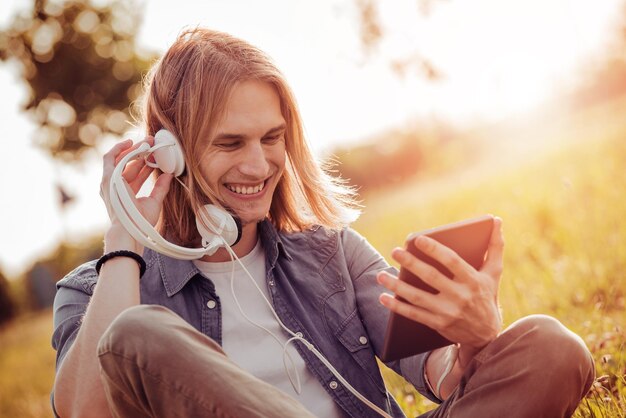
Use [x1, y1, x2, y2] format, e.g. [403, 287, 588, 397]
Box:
[107, 141, 393, 417]
[221, 240, 393, 418]
[225, 247, 303, 394]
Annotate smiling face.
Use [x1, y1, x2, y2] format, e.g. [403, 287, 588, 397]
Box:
[200, 80, 287, 227]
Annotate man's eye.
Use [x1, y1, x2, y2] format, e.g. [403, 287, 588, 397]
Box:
[215, 142, 239, 149]
[263, 135, 283, 144]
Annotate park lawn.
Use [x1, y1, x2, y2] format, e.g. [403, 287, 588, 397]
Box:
[0, 309, 56, 417]
[355, 130, 626, 417]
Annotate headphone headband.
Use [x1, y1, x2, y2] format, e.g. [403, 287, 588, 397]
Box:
[105, 131, 241, 259]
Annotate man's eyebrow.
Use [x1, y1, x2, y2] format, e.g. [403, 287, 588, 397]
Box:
[213, 123, 287, 141]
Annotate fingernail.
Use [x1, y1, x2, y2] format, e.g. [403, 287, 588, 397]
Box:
[379, 293, 392, 306]
[416, 235, 429, 247]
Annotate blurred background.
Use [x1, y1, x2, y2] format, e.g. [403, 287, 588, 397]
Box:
[0, 0, 624, 416]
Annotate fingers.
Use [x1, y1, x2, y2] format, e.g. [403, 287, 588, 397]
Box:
[126, 162, 153, 194]
[108, 137, 156, 194]
[122, 156, 149, 183]
[379, 292, 430, 322]
[117, 138, 152, 183]
[103, 139, 133, 174]
[115, 136, 154, 165]
[150, 173, 173, 203]
[377, 271, 442, 312]
[101, 140, 133, 217]
[378, 292, 449, 331]
[103, 138, 149, 183]
[482, 217, 504, 278]
[409, 235, 474, 282]
[390, 247, 456, 293]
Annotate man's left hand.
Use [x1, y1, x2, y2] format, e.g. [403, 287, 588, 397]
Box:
[377, 217, 505, 363]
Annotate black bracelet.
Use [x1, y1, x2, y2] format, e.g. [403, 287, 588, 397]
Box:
[96, 250, 146, 277]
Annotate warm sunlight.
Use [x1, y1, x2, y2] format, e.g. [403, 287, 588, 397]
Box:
[374, 0, 622, 121]
[1, 1, 626, 417]
[0, 0, 621, 277]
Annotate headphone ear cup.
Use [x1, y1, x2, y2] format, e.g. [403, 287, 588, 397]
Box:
[196, 204, 242, 248]
[153, 129, 186, 176]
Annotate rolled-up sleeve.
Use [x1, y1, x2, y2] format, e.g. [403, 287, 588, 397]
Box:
[341, 227, 441, 403]
[50, 261, 98, 417]
[51, 261, 97, 370]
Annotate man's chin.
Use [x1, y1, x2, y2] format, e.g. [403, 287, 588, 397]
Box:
[235, 213, 267, 228]
[214, 201, 265, 226]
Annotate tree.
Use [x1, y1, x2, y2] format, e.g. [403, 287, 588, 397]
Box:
[354, 0, 446, 80]
[0, 270, 16, 326]
[0, 0, 157, 161]
[24, 235, 102, 310]
[0, 0, 445, 162]
[572, 1, 626, 107]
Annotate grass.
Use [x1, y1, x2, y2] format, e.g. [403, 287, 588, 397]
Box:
[1, 112, 625, 417]
[354, 128, 626, 416]
[0, 309, 56, 417]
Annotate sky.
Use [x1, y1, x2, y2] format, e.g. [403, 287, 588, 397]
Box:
[0, 0, 622, 278]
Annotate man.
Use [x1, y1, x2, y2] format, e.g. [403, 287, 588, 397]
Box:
[52, 28, 594, 418]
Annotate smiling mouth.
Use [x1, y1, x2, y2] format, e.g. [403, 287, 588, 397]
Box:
[225, 180, 266, 195]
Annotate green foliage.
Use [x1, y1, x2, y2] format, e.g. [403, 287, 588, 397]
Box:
[0, 0, 157, 160]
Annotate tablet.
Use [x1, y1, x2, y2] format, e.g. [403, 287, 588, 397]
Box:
[380, 215, 495, 362]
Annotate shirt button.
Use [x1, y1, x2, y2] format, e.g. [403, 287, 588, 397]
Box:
[359, 336, 368, 345]
[329, 381, 338, 390]
[206, 300, 217, 309]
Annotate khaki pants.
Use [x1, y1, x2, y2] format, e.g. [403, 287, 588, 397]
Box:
[97, 305, 594, 418]
[419, 315, 595, 418]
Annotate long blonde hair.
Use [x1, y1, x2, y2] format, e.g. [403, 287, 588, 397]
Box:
[142, 28, 359, 245]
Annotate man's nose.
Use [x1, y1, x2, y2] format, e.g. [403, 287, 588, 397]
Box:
[237, 141, 270, 177]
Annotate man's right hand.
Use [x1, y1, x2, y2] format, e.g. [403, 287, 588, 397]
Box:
[99, 137, 173, 253]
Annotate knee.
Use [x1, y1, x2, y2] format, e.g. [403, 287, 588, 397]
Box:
[507, 315, 595, 391]
[97, 305, 175, 358]
[508, 315, 588, 359]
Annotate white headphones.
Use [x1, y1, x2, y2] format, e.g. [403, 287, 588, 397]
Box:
[107, 130, 394, 418]
[107, 129, 242, 260]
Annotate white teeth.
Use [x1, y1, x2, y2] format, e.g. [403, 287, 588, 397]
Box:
[227, 182, 265, 195]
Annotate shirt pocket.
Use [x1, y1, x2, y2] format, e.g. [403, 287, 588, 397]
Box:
[336, 310, 387, 394]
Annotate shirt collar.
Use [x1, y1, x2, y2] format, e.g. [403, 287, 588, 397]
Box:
[258, 218, 293, 267]
[148, 218, 292, 297]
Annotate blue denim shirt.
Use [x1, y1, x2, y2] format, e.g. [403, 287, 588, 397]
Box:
[52, 219, 438, 417]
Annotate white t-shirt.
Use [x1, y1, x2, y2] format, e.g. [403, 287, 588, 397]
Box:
[193, 240, 347, 418]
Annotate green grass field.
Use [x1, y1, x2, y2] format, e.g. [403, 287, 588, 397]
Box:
[1, 121, 625, 417]
[354, 129, 626, 416]
[0, 309, 56, 417]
